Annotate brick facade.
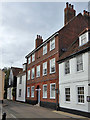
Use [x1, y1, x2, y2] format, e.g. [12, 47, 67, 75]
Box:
[25, 3, 89, 109]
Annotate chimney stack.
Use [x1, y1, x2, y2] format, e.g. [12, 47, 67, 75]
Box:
[35, 35, 43, 48]
[64, 2, 76, 25]
[83, 10, 90, 17]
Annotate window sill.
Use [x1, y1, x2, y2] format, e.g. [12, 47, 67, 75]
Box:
[76, 70, 84, 74]
[43, 53, 47, 56]
[31, 78, 35, 80]
[27, 96, 30, 98]
[43, 74, 47, 76]
[36, 76, 40, 78]
[43, 97, 47, 99]
[77, 103, 85, 105]
[65, 101, 71, 104]
[50, 48, 55, 52]
[50, 97, 55, 100]
[50, 71, 56, 74]
[31, 96, 34, 98]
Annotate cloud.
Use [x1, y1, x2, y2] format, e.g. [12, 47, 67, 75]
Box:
[0, 2, 88, 69]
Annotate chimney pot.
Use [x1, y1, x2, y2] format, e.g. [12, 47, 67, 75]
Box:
[72, 5, 73, 9]
[64, 2, 76, 25]
[66, 2, 69, 8]
[69, 4, 71, 8]
[37, 35, 39, 39]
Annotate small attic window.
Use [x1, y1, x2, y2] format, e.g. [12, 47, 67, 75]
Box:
[79, 32, 88, 46]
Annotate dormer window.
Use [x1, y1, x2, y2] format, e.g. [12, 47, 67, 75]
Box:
[79, 32, 88, 46]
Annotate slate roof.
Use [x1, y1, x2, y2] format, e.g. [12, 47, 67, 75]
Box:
[11, 67, 23, 76]
[57, 29, 90, 63]
[25, 13, 89, 58]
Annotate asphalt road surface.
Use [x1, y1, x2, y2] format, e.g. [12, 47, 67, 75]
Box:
[2, 100, 89, 120]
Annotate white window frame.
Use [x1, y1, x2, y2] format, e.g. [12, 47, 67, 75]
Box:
[76, 55, 83, 72]
[36, 65, 40, 78]
[43, 84, 47, 98]
[28, 70, 30, 80]
[27, 87, 30, 97]
[50, 58, 55, 74]
[43, 62, 47, 76]
[28, 57, 31, 64]
[23, 64, 26, 71]
[31, 68, 35, 79]
[65, 87, 70, 102]
[50, 38, 55, 51]
[79, 32, 88, 46]
[65, 60, 70, 75]
[32, 53, 35, 62]
[50, 83, 56, 99]
[43, 44, 47, 55]
[31, 86, 34, 98]
[77, 86, 85, 104]
[18, 89, 22, 97]
[19, 76, 22, 84]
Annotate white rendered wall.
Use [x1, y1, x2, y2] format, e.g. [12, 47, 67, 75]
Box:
[16, 74, 26, 102]
[7, 88, 13, 100]
[59, 52, 90, 112]
[88, 51, 90, 112]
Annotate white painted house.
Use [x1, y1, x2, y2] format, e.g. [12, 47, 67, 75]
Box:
[58, 28, 90, 117]
[16, 63, 26, 102]
[7, 67, 22, 100]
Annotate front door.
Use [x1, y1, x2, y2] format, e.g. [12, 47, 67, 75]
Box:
[36, 85, 41, 104]
[38, 89, 40, 104]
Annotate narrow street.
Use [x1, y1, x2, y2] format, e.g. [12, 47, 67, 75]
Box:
[1, 100, 89, 120]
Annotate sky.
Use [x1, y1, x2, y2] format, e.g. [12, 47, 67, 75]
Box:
[0, 1, 89, 69]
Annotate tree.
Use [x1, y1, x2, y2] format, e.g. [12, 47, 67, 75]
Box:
[2, 67, 10, 99]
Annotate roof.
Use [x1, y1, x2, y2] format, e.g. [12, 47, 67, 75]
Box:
[17, 70, 26, 77]
[25, 32, 58, 58]
[11, 67, 23, 76]
[57, 29, 90, 64]
[25, 12, 89, 58]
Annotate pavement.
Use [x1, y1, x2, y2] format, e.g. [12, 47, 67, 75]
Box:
[2, 100, 90, 120]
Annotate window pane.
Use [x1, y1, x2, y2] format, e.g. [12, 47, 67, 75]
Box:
[77, 55, 83, 71]
[77, 87, 84, 103]
[50, 84, 55, 98]
[31, 68, 35, 79]
[43, 85, 47, 98]
[37, 65, 40, 77]
[27, 87, 30, 97]
[43, 62, 47, 75]
[31, 86, 34, 97]
[50, 38, 55, 51]
[50, 58, 55, 73]
[65, 88, 70, 102]
[65, 61, 70, 74]
[28, 70, 30, 80]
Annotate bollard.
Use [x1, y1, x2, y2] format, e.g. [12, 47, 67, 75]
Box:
[2, 112, 6, 120]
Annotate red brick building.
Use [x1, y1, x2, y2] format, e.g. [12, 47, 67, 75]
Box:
[25, 2, 89, 109]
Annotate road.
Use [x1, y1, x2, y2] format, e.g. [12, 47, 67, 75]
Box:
[2, 100, 89, 120]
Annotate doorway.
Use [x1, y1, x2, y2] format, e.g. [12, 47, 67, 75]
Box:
[36, 85, 40, 104]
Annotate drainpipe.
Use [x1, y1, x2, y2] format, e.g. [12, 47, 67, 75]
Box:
[55, 88, 59, 111]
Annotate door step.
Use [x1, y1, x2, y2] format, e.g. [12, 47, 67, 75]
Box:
[34, 103, 40, 106]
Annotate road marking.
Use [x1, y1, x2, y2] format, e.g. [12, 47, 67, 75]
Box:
[10, 114, 17, 119]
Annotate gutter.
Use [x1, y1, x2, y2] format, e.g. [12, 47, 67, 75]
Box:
[57, 46, 90, 64]
[25, 32, 59, 58]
